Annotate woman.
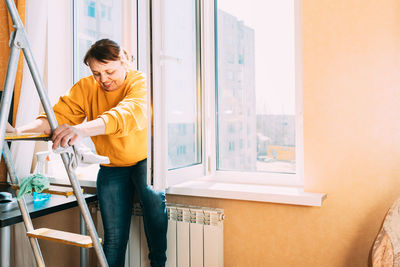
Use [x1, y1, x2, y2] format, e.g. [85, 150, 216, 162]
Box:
[9, 39, 167, 267]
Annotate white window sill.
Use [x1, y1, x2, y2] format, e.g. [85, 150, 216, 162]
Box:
[166, 179, 326, 207]
[48, 161, 98, 188]
[47, 161, 326, 207]
[49, 176, 97, 188]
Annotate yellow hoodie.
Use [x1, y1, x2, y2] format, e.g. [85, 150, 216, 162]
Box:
[38, 70, 147, 167]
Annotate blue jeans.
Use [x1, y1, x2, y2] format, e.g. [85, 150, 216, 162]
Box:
[97, 159, 167, 267]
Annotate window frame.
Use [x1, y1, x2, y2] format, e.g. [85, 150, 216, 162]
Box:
[149, 0, 205, 189]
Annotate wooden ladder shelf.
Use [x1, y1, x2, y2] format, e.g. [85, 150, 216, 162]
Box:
[11, 184, 83, 197]
[27, 228, 102, 248]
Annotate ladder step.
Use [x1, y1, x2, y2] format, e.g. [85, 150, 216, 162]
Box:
[5, 133, 50, 141]
[27, 228, 101, 248]
[11, 185, 83, 196]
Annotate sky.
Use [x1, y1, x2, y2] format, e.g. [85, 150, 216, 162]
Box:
[218, 0, 296, 115]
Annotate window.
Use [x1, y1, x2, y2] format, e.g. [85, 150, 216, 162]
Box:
[87, 1, 96, 18]
[149, 0, 303, 191]
[162, 0, 201, 170]
[150, 0, 203, 187]
[238, 54, 244, 64]
[228, 141, 235, 151]
[100, 4, 106, 19]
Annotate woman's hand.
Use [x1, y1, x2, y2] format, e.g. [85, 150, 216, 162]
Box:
[49, 124, 85, 150]
[6, 122, 17, 133]
[47, 119, 105, 150]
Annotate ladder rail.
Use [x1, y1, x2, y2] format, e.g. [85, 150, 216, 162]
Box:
[4, 0, 57, 132]
[0, 12, 45, 265]
[2, 143, 45, 267]
[0, 38, 20, 162]
[3, 0, 109, 266]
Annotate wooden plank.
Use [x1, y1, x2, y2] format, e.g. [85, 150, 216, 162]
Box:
[27, 228, 101, 248]
[4, 133, 50, 141]
[45, 185, 83, 196]
[11, 184, 83, 196]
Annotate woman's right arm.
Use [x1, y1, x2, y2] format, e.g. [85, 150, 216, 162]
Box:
[11, 81, 86, 138]
[14, 118, 51, 134]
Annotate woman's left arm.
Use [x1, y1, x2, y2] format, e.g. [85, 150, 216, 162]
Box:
[99, 73, 147, 137]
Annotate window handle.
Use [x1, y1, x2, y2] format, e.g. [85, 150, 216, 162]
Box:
[159, 51, 182, 63]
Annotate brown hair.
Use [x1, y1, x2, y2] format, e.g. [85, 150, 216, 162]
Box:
[83, 39, 131, 67]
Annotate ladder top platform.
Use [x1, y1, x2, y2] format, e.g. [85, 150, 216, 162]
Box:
[5, 133, 50, 141]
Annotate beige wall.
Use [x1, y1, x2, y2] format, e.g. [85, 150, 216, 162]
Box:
[168, 1, 400, 266]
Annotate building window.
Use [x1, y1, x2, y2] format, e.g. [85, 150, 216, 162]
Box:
[100, 3, 106, 19]
[87, 1, 96, 18]
[177, 145, 187, 156]
[228, 141, 235, 151]
[107, 7, 112, 21]
[228, 123, 235, 133]
[178, 124, 187, 135]
[226, 70, 234, 80]
[238, 54, 244, 64]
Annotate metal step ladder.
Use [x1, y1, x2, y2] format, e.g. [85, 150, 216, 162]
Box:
[0, 0, 108, 266]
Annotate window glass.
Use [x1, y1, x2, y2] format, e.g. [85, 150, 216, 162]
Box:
[216, 0, 296, 174]
[161, 0, 201, 170]
[74, 0, 122, 81]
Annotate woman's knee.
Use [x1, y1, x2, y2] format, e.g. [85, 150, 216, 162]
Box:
[143, 189, 166, 208]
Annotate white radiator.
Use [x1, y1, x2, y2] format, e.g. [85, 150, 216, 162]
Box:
[121, 203, 225, 267]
